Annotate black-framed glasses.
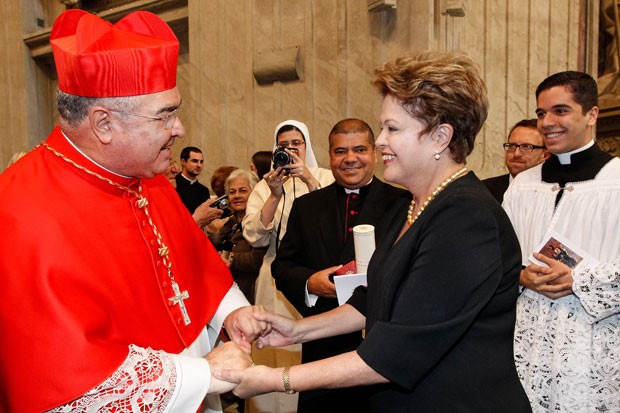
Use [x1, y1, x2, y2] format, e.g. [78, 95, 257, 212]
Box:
[110, 104, 181, 130]
[503, 143, 546, 153]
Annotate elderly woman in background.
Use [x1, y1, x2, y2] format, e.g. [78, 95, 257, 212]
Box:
[219, 52, 531, 412]
[211, 169, 266, 304]
[242, 119, 334, 412]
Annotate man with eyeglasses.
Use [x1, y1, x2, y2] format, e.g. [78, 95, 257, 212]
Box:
[483, 118, 550, 203]
[0, 10, 265, 413]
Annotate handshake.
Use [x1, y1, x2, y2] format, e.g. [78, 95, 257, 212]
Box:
[206, 305, 300, 396]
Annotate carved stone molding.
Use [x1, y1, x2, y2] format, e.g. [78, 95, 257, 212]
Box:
[25, 0, 188, 62]
[59, 0, 80, 7]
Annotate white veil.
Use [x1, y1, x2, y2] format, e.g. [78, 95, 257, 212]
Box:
[272, 119, 318, 168]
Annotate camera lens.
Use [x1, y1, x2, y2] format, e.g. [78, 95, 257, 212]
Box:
[212, 195, 229, 210]
[272, 147, 291, 169]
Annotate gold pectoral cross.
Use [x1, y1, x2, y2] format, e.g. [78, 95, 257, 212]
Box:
[169, 281, 191, 326]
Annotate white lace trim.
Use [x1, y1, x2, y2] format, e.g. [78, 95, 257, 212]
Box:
[48, 345, 177, 412]
[505, 164, 620, 412]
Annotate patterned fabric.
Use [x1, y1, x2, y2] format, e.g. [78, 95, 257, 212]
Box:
[49, 346, 176, 412]
[504, 157, 620, 412]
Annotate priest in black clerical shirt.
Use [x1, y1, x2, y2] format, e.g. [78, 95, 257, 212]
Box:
[272, 119, 410, 413]
[175, 146, 211, 213]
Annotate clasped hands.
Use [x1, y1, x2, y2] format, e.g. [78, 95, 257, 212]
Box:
[206, 306, 299, 396]
[205, 306, 301, 398]
[520, 252, 574, 299]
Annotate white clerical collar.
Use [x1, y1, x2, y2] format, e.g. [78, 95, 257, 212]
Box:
[61, 131, 132, 178]
[178, 173, 197, 184]
[556, 140, 595, 165]
[344, 178, 373, 194]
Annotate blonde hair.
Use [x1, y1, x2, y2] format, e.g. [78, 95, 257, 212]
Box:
[374, 51, 488, 163]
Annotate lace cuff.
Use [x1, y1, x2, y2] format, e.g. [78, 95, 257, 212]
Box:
[49, 345, 176, 412]
[573, 260, 620, 323]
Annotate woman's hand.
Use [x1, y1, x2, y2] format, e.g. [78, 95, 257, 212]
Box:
[264, 168, 289, 197]
[286, 149, 320, 191]
[253, 311, 301, 349]
[205, 341, 253, 395]
[214, 365, 280, 399]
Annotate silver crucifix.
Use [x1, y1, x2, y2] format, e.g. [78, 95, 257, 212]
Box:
[169, 281, 191, 326]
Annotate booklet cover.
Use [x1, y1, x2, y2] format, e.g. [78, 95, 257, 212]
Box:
[333, 273, 367, 306]
[529, 230, 598, 270]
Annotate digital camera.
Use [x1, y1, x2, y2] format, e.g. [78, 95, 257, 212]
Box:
[272, 147, 291, 173]
[211, 195, 232, 218]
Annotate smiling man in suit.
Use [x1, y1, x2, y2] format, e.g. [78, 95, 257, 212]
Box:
[271, 118, 410, 412]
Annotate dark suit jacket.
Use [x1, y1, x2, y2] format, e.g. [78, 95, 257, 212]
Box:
[349, 173, 531, 412]
[482, 173, 510, 203]
[272, 178, 410, 412]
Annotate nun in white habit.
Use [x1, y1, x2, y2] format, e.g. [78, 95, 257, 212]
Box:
[242, 120, 334, 412]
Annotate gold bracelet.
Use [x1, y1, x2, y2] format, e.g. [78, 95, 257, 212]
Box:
[282, 366, 296, 394]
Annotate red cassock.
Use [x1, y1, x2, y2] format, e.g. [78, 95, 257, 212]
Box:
[0, 127, 233, 412]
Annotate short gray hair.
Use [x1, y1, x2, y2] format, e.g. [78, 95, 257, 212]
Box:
[224, 169, 258, 194]
[56, 90, 138, 127]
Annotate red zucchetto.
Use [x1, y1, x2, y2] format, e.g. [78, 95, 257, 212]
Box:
[50, 9, 179, 97]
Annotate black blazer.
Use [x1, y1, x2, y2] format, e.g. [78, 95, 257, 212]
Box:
[350, 172, 531, 412]
[482, 173, 510, 203]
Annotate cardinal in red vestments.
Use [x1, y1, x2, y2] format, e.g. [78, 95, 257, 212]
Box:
[0, 9, 266, 413]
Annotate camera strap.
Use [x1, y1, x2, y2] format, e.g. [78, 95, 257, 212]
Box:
[274, 177, 296, 252]
[275, 187, 286, 252]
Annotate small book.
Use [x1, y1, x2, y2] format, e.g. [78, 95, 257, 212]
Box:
[333, 272, 367, 306]
[335, 259, 357, 275]
[529, 230, 598, 270]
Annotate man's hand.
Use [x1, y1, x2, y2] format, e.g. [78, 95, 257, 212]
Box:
[205, 341, 252, 395]
[192, 198, 224, 227]
[307, 265, 342, 298]
[224, 305, 271, 349]
[520, 252, 574, 299]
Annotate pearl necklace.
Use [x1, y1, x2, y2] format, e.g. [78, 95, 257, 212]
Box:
[407, 167, 468, 225]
